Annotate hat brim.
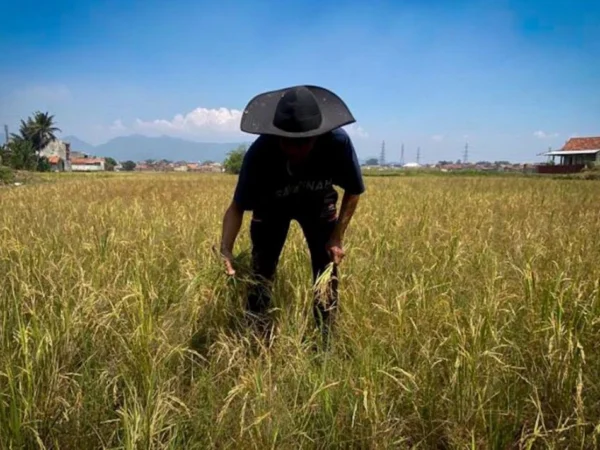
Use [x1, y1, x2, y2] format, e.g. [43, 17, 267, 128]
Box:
[240, 85, 356, 138]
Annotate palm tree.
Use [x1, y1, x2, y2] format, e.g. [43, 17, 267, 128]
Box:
[10, 112, 61, 150]
[29, 111, 61, 151]
[9, 111, 61, 168]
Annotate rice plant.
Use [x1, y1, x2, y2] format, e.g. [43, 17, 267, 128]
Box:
[0, 172, 599, 449]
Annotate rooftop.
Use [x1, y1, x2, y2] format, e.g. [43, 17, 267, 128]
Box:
[71, 157, 105, 164]
[562, 136, 600, 152]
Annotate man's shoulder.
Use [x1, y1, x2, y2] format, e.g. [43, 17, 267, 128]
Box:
[327, 127, 351, 145]
[319, 128, 355, 159]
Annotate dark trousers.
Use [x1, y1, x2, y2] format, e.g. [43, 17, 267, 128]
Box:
[247, 213, 338, 335]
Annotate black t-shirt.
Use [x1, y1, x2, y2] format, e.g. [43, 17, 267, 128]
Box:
[233, 128, 365, 219]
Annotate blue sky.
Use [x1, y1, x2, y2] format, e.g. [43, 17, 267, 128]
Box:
[1, 0, 599, 163]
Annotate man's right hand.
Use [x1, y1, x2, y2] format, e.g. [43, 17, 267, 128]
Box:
[220, 248, 236, 276]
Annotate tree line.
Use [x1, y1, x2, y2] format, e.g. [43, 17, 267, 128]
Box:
[0, 112, 128, 172]
[0, 111, 60, 171]
[1, 111, 247, 174]
[223, 145, 247, 174]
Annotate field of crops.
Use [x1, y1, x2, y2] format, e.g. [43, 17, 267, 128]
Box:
[1, 173, 599, 449]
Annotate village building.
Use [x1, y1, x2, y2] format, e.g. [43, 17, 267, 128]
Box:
[40, 140, 72, 171]
[39, 139, 109, 172]
[539, 136, 600, 173]
[71, 157, 106, 172]
[48, 155, 65, 172]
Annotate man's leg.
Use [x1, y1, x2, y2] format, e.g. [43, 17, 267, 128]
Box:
[297, 215, 339, 337]
[247, 215, 290, 332]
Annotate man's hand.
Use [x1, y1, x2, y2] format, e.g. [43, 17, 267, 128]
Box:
[326, 235, 345, 265]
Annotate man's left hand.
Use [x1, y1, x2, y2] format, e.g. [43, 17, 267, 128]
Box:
[326, 236, 345, 265]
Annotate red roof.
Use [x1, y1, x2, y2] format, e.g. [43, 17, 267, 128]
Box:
[562, 137, 600, 151]
[48, 155, 62, 164]
[71, 157, 105, 164]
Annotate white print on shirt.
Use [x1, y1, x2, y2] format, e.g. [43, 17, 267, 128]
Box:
[275, 179, 333, 198]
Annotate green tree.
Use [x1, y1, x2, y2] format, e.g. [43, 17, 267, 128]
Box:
[122, 160, 136, 171]
[104, 157, 117, 171]
[12, 112, 61, 151]
[29, 111, 61, 151]
[365, 157, 379, 165]
[223, 145, 247, 174]
[0, 144, 7, 166]
[6, 140, 37, 170]
[37, 156, 51, 172]
[7, 111, 61, 171]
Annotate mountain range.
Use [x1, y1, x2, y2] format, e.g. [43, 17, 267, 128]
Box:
[61, 134, 249, 162]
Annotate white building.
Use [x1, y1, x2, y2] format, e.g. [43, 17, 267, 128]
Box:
[71, 158, 106, 172]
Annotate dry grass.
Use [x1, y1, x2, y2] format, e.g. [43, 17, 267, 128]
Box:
[1, 172, 599, 449]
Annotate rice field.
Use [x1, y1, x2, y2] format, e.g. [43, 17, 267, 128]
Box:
[1, 172, 599, 449]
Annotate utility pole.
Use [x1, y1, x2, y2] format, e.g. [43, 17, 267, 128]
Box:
[416, 146, 421, 165]
[463, 142, 469, 164]
[380, 140, 386, 166]
[400, 143, 405, 166]
[1, 125, 6, 166]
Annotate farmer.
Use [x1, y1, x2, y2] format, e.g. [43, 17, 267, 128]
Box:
[219, 85, 365, 339]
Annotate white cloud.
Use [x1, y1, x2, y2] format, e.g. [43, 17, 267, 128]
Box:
[105, 106, 369, 140]
[533, 130, 559, 139]
[431, 134, 444, 142]
[110, 119, 126, 132]
[134, 107, 243, 135]
[344, 123, 369, 139]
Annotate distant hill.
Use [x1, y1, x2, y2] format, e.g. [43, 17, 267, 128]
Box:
[61, 134, 249, 162]
[61, 135, 97, 154]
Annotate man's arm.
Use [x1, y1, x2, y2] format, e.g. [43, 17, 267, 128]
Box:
[219, 142, 258, 275]
[332, 191, 360, 242]
[327, 129, 365, 264]
[327, 192, 360, 265]
[220, 200, 244, 275]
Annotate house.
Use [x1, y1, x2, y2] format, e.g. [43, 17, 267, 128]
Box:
[198, 162, 224, 173]
[538, 137, 600, 174]
[48, 155, 65, 172]
[70, 151, 89, 160]
[71, 157, 106, 172]
[40, 140, 72, 171]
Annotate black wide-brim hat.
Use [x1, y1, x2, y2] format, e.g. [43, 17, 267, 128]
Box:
[240, 85, 356, 138]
